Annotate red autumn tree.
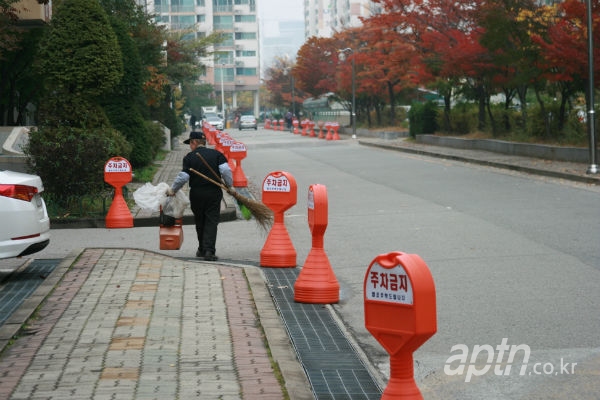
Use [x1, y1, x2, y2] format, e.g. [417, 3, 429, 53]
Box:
[478, 0, 543, 132]
[339, 23, 416, 126]
[531, 0, 600, 130]
[264, 55, 303, 113]
[370, 0, 490, 130]
[294, 36, 340, 98]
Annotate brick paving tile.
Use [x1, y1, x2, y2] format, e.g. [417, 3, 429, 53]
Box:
[218, 266, 285, 400]
[0, 249, 102, 398]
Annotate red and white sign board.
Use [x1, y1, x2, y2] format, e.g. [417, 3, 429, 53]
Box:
[264, 174, 293, 193]
[365, 261, 413, 305]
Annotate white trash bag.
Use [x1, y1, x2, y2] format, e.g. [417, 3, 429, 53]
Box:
[161, 191, 189, 219]
[133, 182, 189, 218]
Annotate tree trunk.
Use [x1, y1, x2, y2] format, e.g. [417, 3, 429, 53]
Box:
[387, 81, 396, 126]
[517, 85, 528, 129]
[443, 95, 451, 132]
[477, 84, 486, 131]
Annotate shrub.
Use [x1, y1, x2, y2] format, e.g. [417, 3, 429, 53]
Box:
[24, 124, 131, 206]
[447, 102, 477, 135]
[408, 101, 439, 138]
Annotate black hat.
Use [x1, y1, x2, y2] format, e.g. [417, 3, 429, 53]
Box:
[183, 131, 205, 144]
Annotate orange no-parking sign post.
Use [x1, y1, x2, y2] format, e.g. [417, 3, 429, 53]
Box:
[104, 157, 133, 228]
[364, 252, 437, 399]
[229, 141, 248, 188]
[294, 184, 339, 303]
[260, 171, 297, 267]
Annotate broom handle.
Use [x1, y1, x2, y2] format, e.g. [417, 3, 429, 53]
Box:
[196, 153, 226, 186]
[189, 168, 228, 191]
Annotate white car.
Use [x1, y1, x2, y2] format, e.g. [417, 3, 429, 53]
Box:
[205, 115, 224, 130]
[239, 115, 257, 130]
[0, 170, 50, 259]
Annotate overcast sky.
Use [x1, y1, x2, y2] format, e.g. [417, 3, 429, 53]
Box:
[257, 0, 303, 23]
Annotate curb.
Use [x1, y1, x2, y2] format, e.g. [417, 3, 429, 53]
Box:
[49, 192, 239, 229]
[0, 248, 83, 352]
[359, 140, 600, 186]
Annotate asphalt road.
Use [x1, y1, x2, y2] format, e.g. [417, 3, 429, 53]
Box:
[11, 128, 600, 399]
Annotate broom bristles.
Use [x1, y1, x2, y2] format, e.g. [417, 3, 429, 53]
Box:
[189, 167, 273, 230]
[226, 187, 273, 231]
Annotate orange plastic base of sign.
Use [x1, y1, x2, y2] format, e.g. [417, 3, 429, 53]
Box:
[294, 248, 339, 304]
[232, 161, 248, 187]
[381, 353, 423, 399]
[159, 225, 183, 250]
[260, 222, 296, 267]
[105, 194, 133, 228]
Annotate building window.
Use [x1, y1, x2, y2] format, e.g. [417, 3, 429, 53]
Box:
[236, 50, 256, 57]
[214, 15, 233, 30]
[215, 52, 234, 64]
[235, 32, 256, 40]
[216, 67, 234, 82]
[214, 0, 233, 12]
[171, 0, 195, 12]
[235, 15, 256, 23]
[172, 15, 196, 29]
[236, 67, 257, 76]
[216, 32, 234, 47]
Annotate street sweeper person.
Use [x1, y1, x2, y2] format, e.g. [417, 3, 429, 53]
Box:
[167, 131, 232, 261]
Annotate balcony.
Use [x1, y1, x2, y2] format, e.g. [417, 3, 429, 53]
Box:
[14, 0, 52, 26]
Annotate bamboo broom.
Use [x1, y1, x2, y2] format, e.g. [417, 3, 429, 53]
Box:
[189, 166, 273, 231]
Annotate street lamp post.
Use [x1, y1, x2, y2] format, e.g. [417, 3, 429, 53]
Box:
[220, 62, 226, 125]
[340, 48, 356, 139]
[291, 74, 296, 120]
[585, 0, 598, 174]
[284, 67, 296, 131]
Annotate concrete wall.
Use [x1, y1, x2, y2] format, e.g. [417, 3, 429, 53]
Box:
[416, 134, 590, 163]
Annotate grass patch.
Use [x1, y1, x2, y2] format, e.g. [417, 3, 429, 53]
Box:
[133, 150, 168, 183]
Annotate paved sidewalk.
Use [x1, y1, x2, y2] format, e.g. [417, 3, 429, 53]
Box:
[0, 248, 313, 400]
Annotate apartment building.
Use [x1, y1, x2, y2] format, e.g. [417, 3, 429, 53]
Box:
[138, 0, 261, 118]
[303, 0, 381, 38]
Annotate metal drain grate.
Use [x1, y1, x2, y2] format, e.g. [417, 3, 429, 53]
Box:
[0, 259, 59, 325]
[263, 268, 383, 400]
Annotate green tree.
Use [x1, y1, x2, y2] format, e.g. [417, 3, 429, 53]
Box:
[25, 0, 130, 204]
[0, 26, 45, 125]
[162, 29, 223, 135]
[183, 82, 218, 119]
[99, 6, 162, 167]
[36, 0, 123, 98]
[0, 0, 50, 125]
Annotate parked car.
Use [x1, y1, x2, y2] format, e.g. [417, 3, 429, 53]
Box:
[239, 115, 257, 130]
[205, 115, 224, 130]
[0, 170, 50, 259]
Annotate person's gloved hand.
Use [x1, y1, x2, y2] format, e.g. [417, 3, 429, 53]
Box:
[166, 188, 175, 197]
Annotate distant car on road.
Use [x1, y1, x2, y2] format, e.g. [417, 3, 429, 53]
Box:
[0, 170, 50, 259]
[205, 115, 224, 130]
[239, 115, 257, 130]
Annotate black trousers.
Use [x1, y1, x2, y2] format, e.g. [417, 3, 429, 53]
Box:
[189, 186, 222, 255]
